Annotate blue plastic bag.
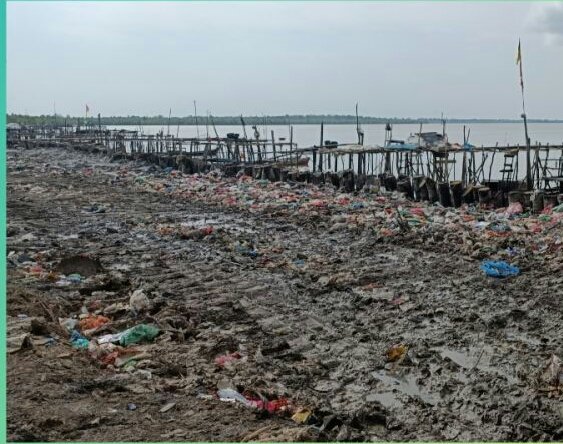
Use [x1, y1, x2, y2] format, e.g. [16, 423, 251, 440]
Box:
[480, 260, 520, 278]
[70, 330, 90, 349]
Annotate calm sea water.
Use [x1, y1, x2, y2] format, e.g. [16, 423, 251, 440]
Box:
[110, 123, 563, 147]
[109, 123, 563, 181]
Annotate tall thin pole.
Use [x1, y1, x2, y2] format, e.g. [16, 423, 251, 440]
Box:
[167, 108, 171, 136]
[517, 39, 532, 190]
[193, 101, 200, 139]
[98, 113, 102, 144]
[271, 129, 276, 161]
[289, 125, 298, 169]
[319, 121, 324, 172]
[240, 115, 248, 139]
[462, 125, 467, 186]
[355, 103, 363, 145]
[522, 114, 532, 190]
[210, 114, 219, 139]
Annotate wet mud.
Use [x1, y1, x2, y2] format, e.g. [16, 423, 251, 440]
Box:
[7, 146, 563, 441]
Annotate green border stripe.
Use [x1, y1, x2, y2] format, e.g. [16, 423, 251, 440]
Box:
[1, 0, 7, 441]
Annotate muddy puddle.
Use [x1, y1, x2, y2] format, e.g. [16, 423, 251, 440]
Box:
[369, 370, 439, 408]
[433, 345, 519, 384]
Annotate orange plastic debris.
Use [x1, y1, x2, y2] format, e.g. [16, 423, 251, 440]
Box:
[386, 343, 408, 362]
[79, 315, 110, 331]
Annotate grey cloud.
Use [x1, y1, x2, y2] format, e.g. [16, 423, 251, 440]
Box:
[527, 2, 563, 44]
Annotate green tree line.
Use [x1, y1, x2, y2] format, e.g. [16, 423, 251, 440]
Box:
[7, 113, 563, 126]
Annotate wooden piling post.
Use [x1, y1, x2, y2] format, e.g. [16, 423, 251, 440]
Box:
[319, 122, 324, 172]
[271, 130, 276, 161]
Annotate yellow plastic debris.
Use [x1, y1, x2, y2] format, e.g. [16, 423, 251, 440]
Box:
[291, 408, 312, 424]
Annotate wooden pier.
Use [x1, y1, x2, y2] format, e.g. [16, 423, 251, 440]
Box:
[7, 123, 563, 209]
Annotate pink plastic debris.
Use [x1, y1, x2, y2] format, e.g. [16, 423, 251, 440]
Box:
[215, 351, 241, 367]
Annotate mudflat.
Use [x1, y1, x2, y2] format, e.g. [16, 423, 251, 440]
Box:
[7, 146, 562, 441]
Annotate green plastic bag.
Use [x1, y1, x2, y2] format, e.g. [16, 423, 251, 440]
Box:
[119, 324, 160, 346]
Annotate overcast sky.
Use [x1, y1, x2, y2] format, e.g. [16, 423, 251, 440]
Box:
[7, 1, 563, 119]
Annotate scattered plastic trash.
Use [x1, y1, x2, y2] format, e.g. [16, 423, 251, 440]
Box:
[79, 315, 110, 331]
[200, 226, 213, 236]
[159, 402, 176, 413]
[87, 204, 106, 214]
[291, 408, 312, 424]
[293, 259, 305, 268]
[480, 260, 520, 278]
[59, 317, 79, 333]
[56, 273, 83, 286]
[487, 221, 511, 233]
[96, 324, 159, 346]
[70, 330, 90, 349]
[310, 199, 326, 208]
[119, 324, 160, 346]
[67, 273, 83, 283]
[504, 202, 523, 217]
[505, 246, 520, 257]
[410, 207, 426, 217]
[248, 396, 290, 413]
[538, 214, 551, 222]
[217, 388, 291, 414]
[215, 351, 241, 367]
[8, 132, 563, 442]
[27, 264, 45, 276]
[127, 403, 137, 411]
[235, 244, 258, 258]
[386, 343, 408, 362]
[87, 341, 139, 367]
[101, 351, 121, 366]
[350, 202, 365, 210]
[129, 289, 151, 313]
[97, 333, 124, 345]
[217, 388, 251, 406]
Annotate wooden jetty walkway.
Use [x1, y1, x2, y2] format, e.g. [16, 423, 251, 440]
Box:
[7, 122, 563, 210]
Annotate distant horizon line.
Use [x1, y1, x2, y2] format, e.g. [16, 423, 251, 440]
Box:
[7, 113, 563, 124]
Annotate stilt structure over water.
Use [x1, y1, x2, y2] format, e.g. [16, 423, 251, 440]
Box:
[7, 118, 563, 210]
